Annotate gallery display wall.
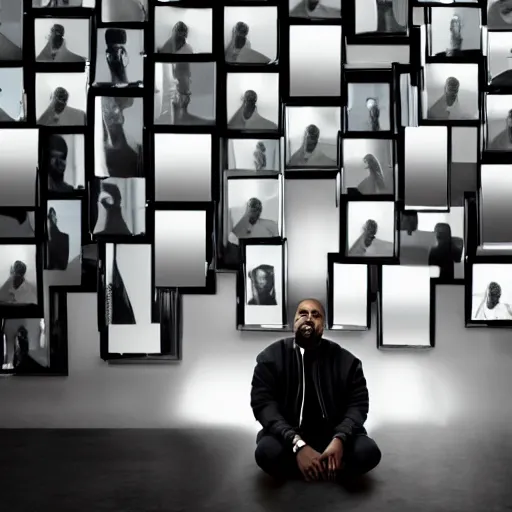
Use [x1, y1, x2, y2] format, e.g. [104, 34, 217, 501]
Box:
[1, 0, 512, 397]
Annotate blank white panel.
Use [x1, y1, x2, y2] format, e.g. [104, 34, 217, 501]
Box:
[481, 165, 512, 247]
[289, 25, 341, 96]
[381, 265, 431, 346]
[154, 134, 211, 202]
[332, 263, 368, 327]
[154, 210, 207, 288]
[404, 126, 448, 209]
[0, 129, 38, 207]
[345, 45, 409, 68]
[244, 244, 283, 326]
[108, 324, 161, 354]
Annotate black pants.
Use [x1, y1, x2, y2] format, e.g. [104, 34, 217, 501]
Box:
[255, 429, 382, 481]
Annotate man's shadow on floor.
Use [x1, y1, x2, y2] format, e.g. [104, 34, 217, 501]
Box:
[254, 468, 379, 494]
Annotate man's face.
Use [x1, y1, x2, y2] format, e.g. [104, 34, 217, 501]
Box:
[366, 98, 377, 110]
[304, 130, 319, 152]
[242, 97, 257, 118]
[48, 209, 57, 225]
[246, 202, 262, 223]
[294, 300, 324, 341]
[50, 26, 64, 49]
[307, 0, 320, 10]
[49, 149, 66, 176]
[254, 269, 268, 290]
[52, 94, 68, 114]
[106, 45, 127, 75]
[10, 266, 24, 289]
[363, 222, 377, 246]
[488, 285, 501, 308]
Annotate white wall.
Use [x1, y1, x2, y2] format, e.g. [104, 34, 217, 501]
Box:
[0, 274, 511, 434]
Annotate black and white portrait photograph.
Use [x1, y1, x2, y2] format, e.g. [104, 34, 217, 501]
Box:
[36, 72, 87, 126]
[227, 73, 279, 131]
[480, 164, 512, 250]
[342, 139, 394, 195]
[487, 0, 512, 30]
[154, 209, 208, 288]
[289, 0, 341, 19]
[0, 246, 38, 306]
[0, 129, 38, 207]
[34, 18, 89, 63]
[289, 25, 341, 97]
[224, 7, 277, 64]
[155, 7, 212, 54]
[45, 200, 81, 281]
[44, 134, 85, 193]
[423, 64, 479, 121]
[94, 29, 144, 88]
[355, 0, 408, 35]
[0, 67, 24, 122]
[487, 32, 512, 88]
[0, 211, 35, 238]
[32, 0, 95, 6]
[450, 127, 477, 207]
[223, 177, 280, 266]
[154, 133, 212, 202]
[227, 138, 280, 171]
[346, 83, 390, 132]
[346, 201, 395, 257]
[247, 263, 277, 306]
[331, 262, 368, 329]
[485, 94, 512, 151]
[399, 209, 464, 280]
[94, 96, 144, 179]
[154, 62, 216, 126]
[286, 106, 340, 168]
[104, 243, 151, 326]
[101, 0, 147, 23]
[0, 0, 23, 61]
[244, 243, 283, 326]
[1, 318, 46, 372]
[429, 8, 481, 58]
[404, 125, 448, 210]
[90, 178, 146, 238]
[379, 265, 432, 347]
[471, 264, 512, 320]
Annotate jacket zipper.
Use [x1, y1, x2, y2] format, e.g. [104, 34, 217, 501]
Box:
[298, 347, 305, 427]
[315, 361, 328, 420]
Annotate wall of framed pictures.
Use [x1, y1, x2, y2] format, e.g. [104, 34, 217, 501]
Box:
[1, 0, 511, 378]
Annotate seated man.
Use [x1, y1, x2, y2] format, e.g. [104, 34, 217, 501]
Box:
[288, 124, 337, 167]
[251, 298, 382, 482]
[158, 21, 193, 54]
[0, 260, 38, 305]
[36, 24, 86, 62]
[38, 87, 86, 126]
[225, 22, 271, 64]
[228, 90, 278, 131]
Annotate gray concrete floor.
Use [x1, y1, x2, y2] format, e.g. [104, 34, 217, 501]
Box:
[0, 423, 510, 512]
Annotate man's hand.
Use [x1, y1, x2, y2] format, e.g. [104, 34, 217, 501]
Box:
[296, 445, 327, 482]
[319, 438, 344, 482]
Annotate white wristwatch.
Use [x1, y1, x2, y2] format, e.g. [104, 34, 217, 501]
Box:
[293, 439, 306, 454]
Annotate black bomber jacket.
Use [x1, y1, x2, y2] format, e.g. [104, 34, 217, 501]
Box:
[250, 336, 369, 449]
